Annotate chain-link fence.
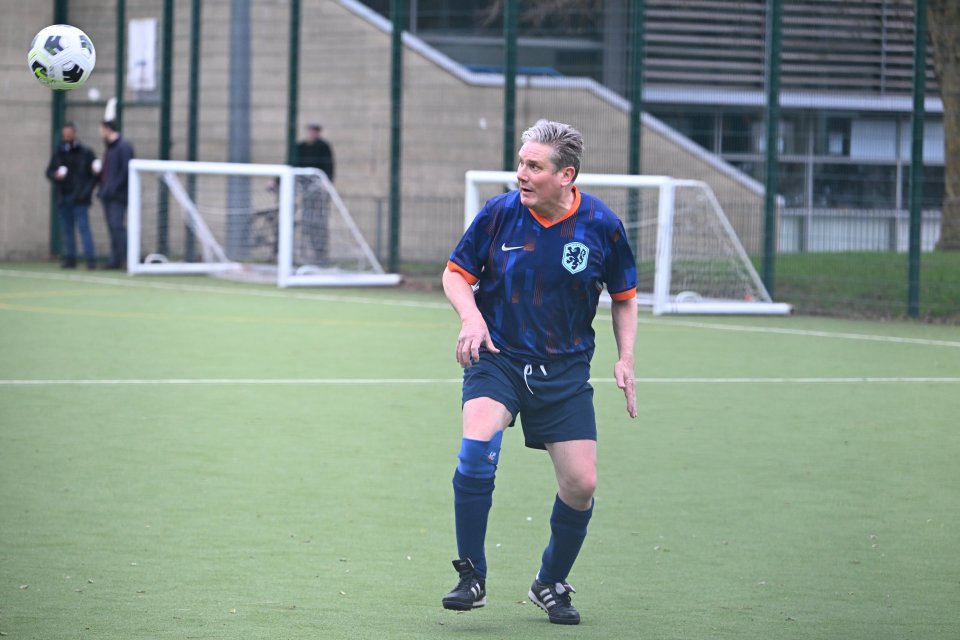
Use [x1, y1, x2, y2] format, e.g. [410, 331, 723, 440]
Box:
[10, 0, 958, 320]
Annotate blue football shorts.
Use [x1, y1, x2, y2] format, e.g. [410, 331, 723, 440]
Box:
[461, 349, 596, 450]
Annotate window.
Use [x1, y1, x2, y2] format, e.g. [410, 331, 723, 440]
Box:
[813, 163, 896, 209]
[778, 162, 808, 207]
[901, 165, 945, 209]
[656, 112, 716, 152]
[816, 117, 851, 157]
[721, 112, 760, 154]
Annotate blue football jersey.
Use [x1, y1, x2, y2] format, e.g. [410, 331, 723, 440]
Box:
[448, 186, 637, 363]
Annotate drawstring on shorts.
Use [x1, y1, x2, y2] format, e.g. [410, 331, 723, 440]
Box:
[523, 364, 549, 395]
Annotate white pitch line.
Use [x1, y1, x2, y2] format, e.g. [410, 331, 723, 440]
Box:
[638, 317, 960, 349]
[2, 268, 959, 348]
[0, 269, 451, 310]
[621, 377, 960, 384]
[2, 377, 959, 386]
[0, 378, 462, 386]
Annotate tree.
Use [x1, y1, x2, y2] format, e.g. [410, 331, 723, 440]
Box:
[928, 0, 960, 250]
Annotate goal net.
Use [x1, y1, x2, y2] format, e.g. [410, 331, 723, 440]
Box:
[127, 160, 400, 287]
[464, 170, 791, 315]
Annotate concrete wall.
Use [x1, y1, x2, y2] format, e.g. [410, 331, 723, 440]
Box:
[0, 3, 56, 260]
[0, 0, 764, 263]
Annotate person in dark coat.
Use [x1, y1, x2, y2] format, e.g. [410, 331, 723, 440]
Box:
[296, 123, 335, 182]
[96, 120, 135, 269]
[45, 122, 99, 269]
[295, 124, 336, 264]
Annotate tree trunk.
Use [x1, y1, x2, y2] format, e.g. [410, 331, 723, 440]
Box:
[929, 0, 960, 250]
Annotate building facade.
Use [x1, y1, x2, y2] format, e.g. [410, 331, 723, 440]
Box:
[360, 0, 945, 251]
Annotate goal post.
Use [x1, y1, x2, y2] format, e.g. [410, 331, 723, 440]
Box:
[464, 170, 791, 316]
[127, 159, 401, 288]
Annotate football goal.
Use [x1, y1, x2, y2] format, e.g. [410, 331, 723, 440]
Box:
[127, 159, 400, 287]
[464, 170, 791, 315]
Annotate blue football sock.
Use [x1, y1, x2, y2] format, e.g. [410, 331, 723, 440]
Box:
[537, 494, 593, 585]
[453, 469, 494, 577]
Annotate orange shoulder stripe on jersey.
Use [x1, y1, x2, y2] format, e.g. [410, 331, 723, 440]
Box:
[446, 260, 480, 286]
[610, 287, 637, 301]
[527, 186, 581, 228]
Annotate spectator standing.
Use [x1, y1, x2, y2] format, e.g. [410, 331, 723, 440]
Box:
[295, 123, 335, 182]
[294, 123, 336, 264]
[96, 120, 134, 269]
[45, 122, 99, 269]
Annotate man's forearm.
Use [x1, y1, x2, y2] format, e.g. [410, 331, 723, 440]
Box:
[442, 268, 481, 322]
[611, 298, 637, 362]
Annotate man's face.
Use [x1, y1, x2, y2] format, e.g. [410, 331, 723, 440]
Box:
[61, 126, 76, 145]
[306, 126, 320, 142]
[516, 141, 570, 214]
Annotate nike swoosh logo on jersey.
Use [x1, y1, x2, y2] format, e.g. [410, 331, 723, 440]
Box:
[501, 243, 525, 251]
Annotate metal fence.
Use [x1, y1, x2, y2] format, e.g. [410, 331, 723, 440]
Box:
[36, 0, 959, 320]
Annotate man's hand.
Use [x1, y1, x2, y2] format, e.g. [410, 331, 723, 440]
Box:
[456, 314, 499, 368]
[614, 359, 637, 418]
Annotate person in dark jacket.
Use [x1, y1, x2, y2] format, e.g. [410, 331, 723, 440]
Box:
[45, 122, 99, 269]
[295, 123, 335, 182]
[295, 124, 336, 264]
[96, 120, 135, 269]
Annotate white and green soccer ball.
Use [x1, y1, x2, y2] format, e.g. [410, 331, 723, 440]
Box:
[28, 24, 96, 90]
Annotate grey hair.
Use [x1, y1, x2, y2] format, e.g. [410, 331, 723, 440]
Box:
[520, 119, 584, 180]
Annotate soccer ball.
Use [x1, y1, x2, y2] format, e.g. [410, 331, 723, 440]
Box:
[28, 24, 96, 91]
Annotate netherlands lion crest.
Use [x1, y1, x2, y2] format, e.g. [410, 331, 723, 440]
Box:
[562, 242, 589, 274]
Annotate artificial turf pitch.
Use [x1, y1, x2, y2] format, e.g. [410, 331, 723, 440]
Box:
[1, 265, 958, 639]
